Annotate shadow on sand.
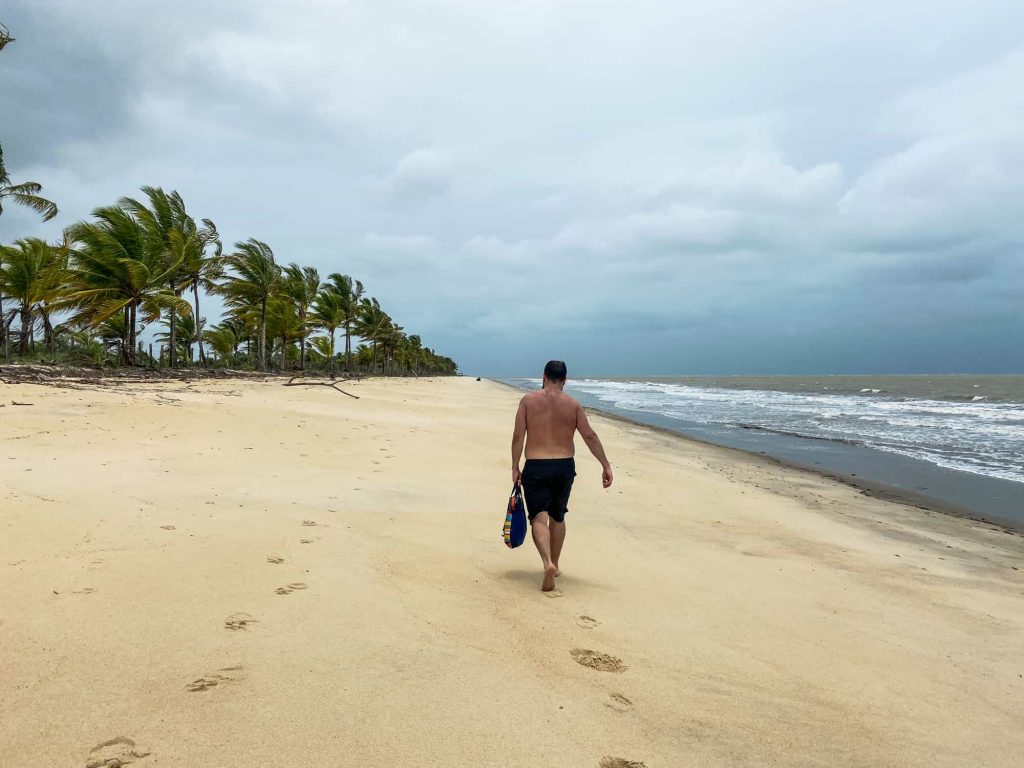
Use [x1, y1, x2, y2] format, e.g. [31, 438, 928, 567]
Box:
[501, 568, 602, 589]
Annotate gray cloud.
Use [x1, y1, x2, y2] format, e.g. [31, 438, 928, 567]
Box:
[2, 0, 1023, 375]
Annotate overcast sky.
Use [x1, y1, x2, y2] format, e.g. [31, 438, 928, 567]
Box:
[2, 1, 1022, 376]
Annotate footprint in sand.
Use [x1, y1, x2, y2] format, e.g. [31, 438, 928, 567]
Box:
[299, 538, 315, 544]
[599, 759, 646, 768]
[159, 525, 176, 530]
[570, 648, 627, 673]
[85, 736, 151, 767]
[605, 693, 634, 712]
[72, 587, 96, 595]
[224, 612, 257, 631]
[266, 555, 285, 564]
[274, 582, 308, 595]
[577, 615, 599, 629]
[185, 664, 243, 692]
[301, 520, 318, 527]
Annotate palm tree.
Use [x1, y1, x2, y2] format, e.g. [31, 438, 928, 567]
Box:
[404, 334, 424, 376]
[0, 147, 58, 222]
[155, 312, 198, 364]
[265, 295, 305, 370]
[325, 273, 364, 373]
[218, 238, 281, 371]
[0, 23, 14, 51]
[282, 263, 320, 370]
[310, 286, 345, 369]
[205, 319, 242, 365]
[354, 297, 398, 374]
[0, 238, 66, 355]
[62, 205, 190, 365]
[0, 147, 59, 355]
[306, 335, 333, 366]
[177, 218, 221, 367]
[121, 187, 217, 368]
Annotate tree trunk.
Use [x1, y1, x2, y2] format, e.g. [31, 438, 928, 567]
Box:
[42, 308, 55, 353]
[258, 298, 267, 371]
[344, 322, 352, 373]
[193, 283, 207, 368]
[17, 303, 32, 355]
[168, 282, 177, 368]
[130, 302, 138, 365]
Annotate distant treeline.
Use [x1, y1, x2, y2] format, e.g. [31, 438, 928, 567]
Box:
[0, 180, 458, 376]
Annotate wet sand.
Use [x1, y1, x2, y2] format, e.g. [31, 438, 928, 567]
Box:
[2, 376, 1022, 767]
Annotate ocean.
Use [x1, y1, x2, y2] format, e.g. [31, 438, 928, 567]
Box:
[502, 375, 1024, 529]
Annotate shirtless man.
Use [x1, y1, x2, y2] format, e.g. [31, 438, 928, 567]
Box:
[511, 360, 613, 591]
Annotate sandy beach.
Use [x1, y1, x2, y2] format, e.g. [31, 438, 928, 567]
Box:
[2, 375, 1022, 767]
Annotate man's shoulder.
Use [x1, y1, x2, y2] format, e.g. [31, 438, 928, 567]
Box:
[520, 391, 541, 407]
[559, 392, 581, 410]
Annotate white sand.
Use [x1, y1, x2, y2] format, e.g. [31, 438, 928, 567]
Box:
[2, 376, 1022, 767]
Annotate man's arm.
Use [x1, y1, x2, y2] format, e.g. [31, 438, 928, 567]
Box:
[576, 405, 613, 488]
[511, 396, 527, 485]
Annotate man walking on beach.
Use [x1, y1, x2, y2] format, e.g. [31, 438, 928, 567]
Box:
[511, 360, 613, 591]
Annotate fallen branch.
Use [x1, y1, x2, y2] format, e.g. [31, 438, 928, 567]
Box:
[284, 376, 360, 399]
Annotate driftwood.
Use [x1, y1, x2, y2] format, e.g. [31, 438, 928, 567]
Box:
[0, 364, 279, 390]
[11, 401, 34, 406]
[284, 375, 361, 399]
[0, 364, 367, 400]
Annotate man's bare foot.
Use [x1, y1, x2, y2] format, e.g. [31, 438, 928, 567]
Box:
[541, 564, 557, 592]
[553, 564, 561, 577]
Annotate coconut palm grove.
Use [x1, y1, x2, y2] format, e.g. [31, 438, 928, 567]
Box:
[0, 171, 458, 376]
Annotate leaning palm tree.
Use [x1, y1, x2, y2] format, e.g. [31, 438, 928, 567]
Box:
[218, 238, 281, 371]
[324, 273, 364, 373]
[353, 297, 397, 374]
[170, 209, 221, 367]
[306, 335, 333, 367]
[0, 147, 57, 222]
[264, 295, 305, 370]
[309, 286, 346, 369]
[282, 263, 320, 370]
[205, 319, 242, 366]
[121, 186, 217, 368]
[155, 312, 198, 365]
[0, 238, 66, 355]
[62, 204, 191, 365]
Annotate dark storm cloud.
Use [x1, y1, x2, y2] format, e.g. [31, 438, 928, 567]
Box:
[1, 6, 134, 165]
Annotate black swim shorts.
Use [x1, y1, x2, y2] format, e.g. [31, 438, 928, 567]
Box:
[521, 458, 576, 523]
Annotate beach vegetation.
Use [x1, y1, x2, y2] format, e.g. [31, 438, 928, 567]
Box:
[0, 185, 458, 375]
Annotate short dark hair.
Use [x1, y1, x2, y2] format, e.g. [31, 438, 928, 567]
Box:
[544, 360, 567, 382]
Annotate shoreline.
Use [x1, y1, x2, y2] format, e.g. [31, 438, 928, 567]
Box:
[490, 377, 1024, 535]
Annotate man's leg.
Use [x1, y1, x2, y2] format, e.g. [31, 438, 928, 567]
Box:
[550, 520, 566, 576]
[530, 512, 558, 591]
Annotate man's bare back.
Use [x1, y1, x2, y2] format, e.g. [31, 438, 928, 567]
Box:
[521, 388, 580, 460]
[510, 361, 613, 592]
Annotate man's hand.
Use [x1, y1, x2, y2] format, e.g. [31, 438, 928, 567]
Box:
[513, 466, 522, 486]
[602, 464, 613, 488]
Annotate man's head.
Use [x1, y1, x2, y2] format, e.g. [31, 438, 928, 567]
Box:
[543, 360, 567, 387]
